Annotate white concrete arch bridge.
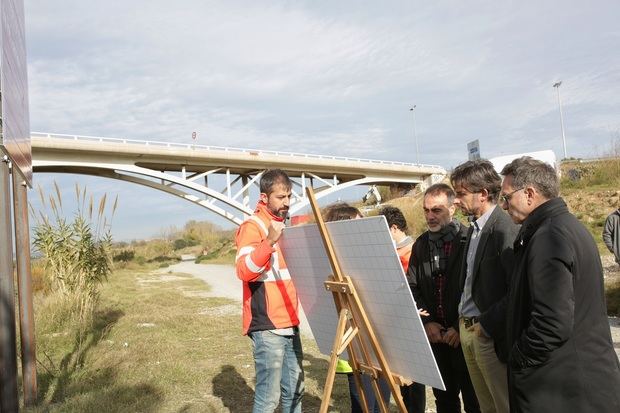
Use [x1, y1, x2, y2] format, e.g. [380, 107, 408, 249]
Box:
[31, 132, 446, 225]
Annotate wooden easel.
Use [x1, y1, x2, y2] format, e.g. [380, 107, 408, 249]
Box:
[305, 187, 411, 413]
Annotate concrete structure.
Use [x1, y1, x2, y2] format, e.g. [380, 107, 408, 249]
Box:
[489, 150, 557, 173]
[32, 132, 446, 225]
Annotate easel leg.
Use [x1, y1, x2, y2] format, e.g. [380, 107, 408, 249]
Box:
[320, 309, 349, 413]
[350, 364, 369, 413]
[373, 378, 389, 413]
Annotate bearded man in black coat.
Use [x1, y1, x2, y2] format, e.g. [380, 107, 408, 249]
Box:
[500, 157, 620, 413]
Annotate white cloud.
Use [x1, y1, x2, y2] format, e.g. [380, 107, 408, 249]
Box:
[23, 0, 620, 238]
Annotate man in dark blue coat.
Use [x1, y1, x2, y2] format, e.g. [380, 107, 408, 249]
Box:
[500, 156, 620, 413]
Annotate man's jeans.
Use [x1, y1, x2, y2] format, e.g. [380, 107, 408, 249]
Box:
[250, 329, 304, 413]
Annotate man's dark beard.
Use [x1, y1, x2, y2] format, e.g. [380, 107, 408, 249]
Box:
[269, 205, 288, 219]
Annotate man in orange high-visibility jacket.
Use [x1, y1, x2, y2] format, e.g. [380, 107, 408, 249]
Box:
[235, 169, 303, 413]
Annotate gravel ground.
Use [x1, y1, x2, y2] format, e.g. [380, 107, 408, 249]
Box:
[601, 255, 620, 359]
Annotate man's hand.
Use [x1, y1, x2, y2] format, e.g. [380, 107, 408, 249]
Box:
[442, 327, 460, 348]
[424, 322, 444, 343]
[267, 220, 285, 245]
[468, 322, 489, 338]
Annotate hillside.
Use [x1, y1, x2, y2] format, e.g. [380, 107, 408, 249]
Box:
[377, 157, 620, 315]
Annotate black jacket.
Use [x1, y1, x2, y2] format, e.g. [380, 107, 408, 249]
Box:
[408, 224, 469, 331]
[506, 197, 620, 413]
[460, 205, 519, 362]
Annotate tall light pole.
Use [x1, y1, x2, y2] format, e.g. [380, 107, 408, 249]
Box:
[553, 81, 568, 159]
[410, 105, 420, 164]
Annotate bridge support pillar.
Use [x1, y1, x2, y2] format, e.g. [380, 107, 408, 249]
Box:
[242, 175, 250, 219]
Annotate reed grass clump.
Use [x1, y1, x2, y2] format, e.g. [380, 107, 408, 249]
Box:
[31, 182, 117, 338]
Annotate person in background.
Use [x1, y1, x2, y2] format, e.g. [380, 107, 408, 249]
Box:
[235, 169, 303, 413]
[603, 206, 620, 265]
[408, 184, 480, 413]
[500, 157, 620, 412]
[379, 206, 415, 271]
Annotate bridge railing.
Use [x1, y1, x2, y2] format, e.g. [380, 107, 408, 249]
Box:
[32, 132, 445, 171]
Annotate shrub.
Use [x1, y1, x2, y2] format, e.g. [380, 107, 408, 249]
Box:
[113, 249, 135, 262]
[173, 238, 189, 250]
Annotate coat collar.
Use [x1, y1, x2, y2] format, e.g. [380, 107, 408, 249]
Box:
[255, 201, 285, 223]
[514, 197, 568, 250]
[471, 205, 502, 277]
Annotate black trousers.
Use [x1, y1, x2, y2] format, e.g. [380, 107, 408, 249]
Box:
[348, 373, 391, 413]
[400, 381, 426, 413]
[431, 342, 480, 413]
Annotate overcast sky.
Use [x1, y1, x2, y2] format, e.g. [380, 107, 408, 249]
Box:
[25, 0, 620, 240]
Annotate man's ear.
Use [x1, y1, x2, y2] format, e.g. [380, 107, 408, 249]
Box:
[478, 188, 489, 202]
[525, 186, 536, 200]
[259, 192, 268, 204]
[448, 204, 456, 216]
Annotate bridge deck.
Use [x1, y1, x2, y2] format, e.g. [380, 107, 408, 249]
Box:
[31, 132, 445, 183]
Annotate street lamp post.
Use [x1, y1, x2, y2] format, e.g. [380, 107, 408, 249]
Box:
[553, 81, 568, 159]
[410, 105, 420, 164]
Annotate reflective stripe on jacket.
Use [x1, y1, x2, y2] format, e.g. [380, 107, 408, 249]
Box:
[235, 202, 300, 335]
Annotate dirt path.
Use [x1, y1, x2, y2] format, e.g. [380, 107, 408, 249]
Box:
[164, 261, 314, 338]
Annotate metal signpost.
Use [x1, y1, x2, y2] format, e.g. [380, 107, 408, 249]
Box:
[0, 0, 37, 409]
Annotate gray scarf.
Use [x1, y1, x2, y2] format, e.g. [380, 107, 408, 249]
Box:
[428, 220, 460, 276]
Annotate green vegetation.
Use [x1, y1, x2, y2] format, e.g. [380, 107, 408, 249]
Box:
[31, 183, 117, 343]
[111, 221, 236, 268]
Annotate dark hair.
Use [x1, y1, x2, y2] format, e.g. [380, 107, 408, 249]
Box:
[378, 206, 408, 232]
[500, 156, 559, 199]
[450, 159, 501, 203]
[323, 202, 362, 222]
[260, 169, 292, 195]
[424, 183, 455, 204]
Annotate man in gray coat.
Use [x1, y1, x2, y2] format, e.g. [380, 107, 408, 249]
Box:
[603, 207, 620, 264]
[501, 157, 620, 413]
[451, 159, 519, 413]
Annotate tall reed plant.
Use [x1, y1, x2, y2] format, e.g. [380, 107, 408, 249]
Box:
[31, 182, 118, 335]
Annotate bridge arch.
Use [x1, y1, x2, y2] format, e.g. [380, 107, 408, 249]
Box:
[32, 133, 446, 225]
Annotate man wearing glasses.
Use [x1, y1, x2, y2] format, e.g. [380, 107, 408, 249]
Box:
[450, 159, 519, 413]
[500, 157, 620, 412]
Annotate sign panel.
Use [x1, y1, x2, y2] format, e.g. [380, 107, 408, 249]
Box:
[467, 139, 480, 161]
[280, 216, 445, 389]
[0, 0, 31, 186]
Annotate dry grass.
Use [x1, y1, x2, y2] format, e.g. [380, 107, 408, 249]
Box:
[26, 267, 357, 412]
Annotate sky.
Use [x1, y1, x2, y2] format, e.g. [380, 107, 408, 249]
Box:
[23, 0, 620, 240]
